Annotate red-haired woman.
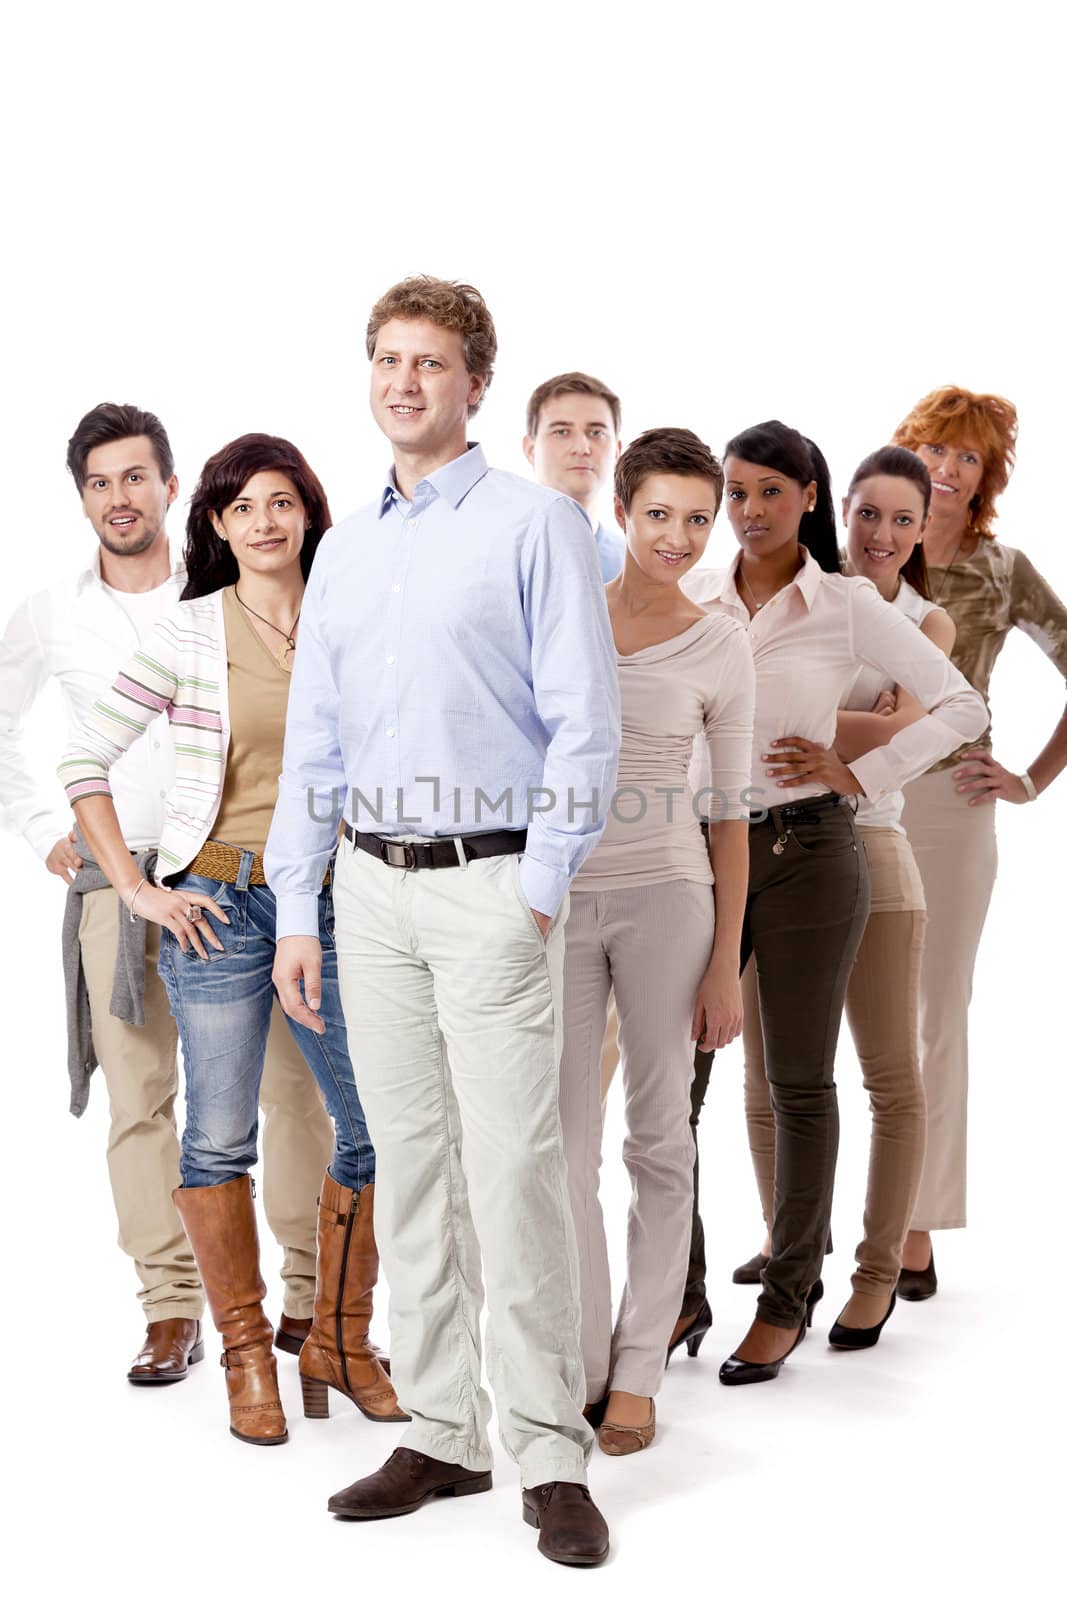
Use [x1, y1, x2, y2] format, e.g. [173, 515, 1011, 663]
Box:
[60, 435, 404, 1443]
[891, 388, 1067, 1297]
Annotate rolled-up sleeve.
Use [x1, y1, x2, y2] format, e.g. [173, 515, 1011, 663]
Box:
[519, 498, 621, 916]
[847, 582, 989, 801]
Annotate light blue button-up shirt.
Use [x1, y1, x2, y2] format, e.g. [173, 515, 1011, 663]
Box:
[595, 522, 626, 582]
[266, 444, 621, 937]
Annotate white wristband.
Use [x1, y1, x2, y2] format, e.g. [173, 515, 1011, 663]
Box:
[1020, 770, 1038, 803]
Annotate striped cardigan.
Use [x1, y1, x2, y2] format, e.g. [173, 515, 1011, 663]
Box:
[59, 590, 235, 879]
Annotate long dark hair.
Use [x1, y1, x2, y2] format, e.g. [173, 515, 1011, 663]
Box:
[723, 419, 839, 573]
[181, 434, 333, 600]
[846, 444, 932, 600]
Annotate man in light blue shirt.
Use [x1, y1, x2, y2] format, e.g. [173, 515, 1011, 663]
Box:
[268, 277, 619, 1566]
[523, 371, 626, 581]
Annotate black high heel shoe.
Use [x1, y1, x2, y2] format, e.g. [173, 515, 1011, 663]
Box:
[897, 1249, 937, 1302]
[732, 1252, 770, 1286]
[828, 1292, 897, 1350]
[718, 1280, 822, 1387]
[665, 1299, 713, 1367]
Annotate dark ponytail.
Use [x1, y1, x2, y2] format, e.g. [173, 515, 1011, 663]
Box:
[846, 444, 932, 601]
[723, 419, 840, 573]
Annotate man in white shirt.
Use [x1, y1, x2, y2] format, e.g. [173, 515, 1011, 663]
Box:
[0, 402, 333, 1382]
[523, 372, 626, 581]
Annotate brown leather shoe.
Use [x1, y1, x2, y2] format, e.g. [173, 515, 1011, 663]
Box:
[173, 1176, 288, 1445]
[328, 1447, 492, 1519]
[522, 1482, 610, 1566]
[127, 1319, 205, 1384]
[274, 1314, 312, 1356]
[299, 1176, 406, 1422]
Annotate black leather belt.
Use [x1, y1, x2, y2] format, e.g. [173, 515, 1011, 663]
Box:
[761, 792, 849, 827]
[341, 821, 527, 871]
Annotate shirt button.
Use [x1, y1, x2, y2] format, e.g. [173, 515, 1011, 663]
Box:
[391, 584, 401, 594]
[159, 789, 166, 798]
[386, 655, 396, 665]
[408, 520, 418, 532]
[153, 739, 160, 749]
[386, 727, 397, 738]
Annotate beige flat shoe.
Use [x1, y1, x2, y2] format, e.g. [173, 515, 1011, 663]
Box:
[598, 1398, 656, 1456]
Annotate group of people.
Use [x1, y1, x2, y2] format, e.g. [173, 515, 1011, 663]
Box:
[3, 274, 1065, 1568]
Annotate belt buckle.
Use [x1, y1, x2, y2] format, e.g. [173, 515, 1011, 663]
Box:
[380, 838, 417, 870]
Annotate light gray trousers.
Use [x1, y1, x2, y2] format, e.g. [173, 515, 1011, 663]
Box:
[333, 840, 592, 1487]
[559, 881, 715, 1400]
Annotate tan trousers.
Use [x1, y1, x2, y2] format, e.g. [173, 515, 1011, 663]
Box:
[599, 993, 620, 1101]
[333, 842, 592, 1488]
[79, 885, 333, 1322]
[742, 828, 928, 1295]
[560, 882, 715, 1400]
[901, 767, 997, 1230]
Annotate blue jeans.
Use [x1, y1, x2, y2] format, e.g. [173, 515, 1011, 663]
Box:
[158, 853, 374, 1192]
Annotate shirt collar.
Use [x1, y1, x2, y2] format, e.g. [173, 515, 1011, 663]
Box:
[76, 542, 185, 595]
[378, 442, 490, 518]
[700, 546, 824, 611]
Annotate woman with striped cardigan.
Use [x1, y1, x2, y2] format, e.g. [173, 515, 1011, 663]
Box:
[60, 434, 404, 1446]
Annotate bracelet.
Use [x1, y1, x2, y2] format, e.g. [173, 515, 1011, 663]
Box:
[1020, 769, 1038, 803]
[126, 879, 148, 922]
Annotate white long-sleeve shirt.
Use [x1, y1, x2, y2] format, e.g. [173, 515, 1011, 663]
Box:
[0, 549, 182, 859]
[684, 550, 988, 812]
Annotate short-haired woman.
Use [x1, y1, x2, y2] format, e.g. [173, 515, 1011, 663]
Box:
[559, 428, 755, 1454]
[60, 434, 405, 1444]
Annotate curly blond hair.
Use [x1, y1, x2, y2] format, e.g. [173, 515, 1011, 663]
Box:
[365, 275, 496, 415]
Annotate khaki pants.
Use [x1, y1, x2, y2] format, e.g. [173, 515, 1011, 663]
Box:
[599, 994, 620, 1101]
[901, 767, 997, 1230]
[79, 885, 333, 1322]
[559, 883, 714, 1401]
[333, 840, 592, 1489]
[742, 827, 928, 1294]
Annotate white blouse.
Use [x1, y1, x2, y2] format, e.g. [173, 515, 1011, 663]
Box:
[844, 579, 945, 833]
[683, 550, 987, 814]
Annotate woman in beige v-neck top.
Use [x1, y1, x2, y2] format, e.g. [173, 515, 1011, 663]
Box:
[558, 430, 754, 1457]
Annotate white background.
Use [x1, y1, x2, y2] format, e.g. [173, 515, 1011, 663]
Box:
[2, 3, 1063, 1596]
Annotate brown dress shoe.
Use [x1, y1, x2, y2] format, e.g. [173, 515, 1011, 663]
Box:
[128, 1319, 205, 1384]
[274, 1315, 312, 1356]
[299, 1176, 406, 1422]
[522, 1482, 610, 1566]
[173, 1176, 288, 1446]
[328, 1447, 492, 1519]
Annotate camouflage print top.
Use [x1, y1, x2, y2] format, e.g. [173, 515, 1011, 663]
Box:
[927, 538, 1067, 770]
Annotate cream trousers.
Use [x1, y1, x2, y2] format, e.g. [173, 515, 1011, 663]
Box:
[901, 767, 998, 1229]
[333, 840, 592, 1488]
[559, 882, 714, 1400]
[79, 885, 333, 1321]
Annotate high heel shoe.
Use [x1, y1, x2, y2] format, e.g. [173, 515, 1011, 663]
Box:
[828, 1292, 897, 1350]
[665, 1298, 713, 1367]
[732, 1252, 769, 1285]
[598, 1399, 656, 1456]
[718, 1279, 822, 1387]
[897, 1249, 937, 1302]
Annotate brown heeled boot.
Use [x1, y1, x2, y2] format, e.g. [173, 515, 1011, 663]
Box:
[299, 1174, 407, 1423]
[173, 1176, 288, 1446]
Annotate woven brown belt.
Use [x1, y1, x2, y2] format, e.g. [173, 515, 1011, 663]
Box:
[187, 839, 269, 885]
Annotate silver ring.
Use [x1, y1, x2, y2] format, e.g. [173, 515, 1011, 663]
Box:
[186, 904, 203, 923]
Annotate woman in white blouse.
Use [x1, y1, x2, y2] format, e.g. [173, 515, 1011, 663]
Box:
[683, 420, 987, 1385]
[558, 429, 755, 1454]
[736, 445, 955, 1348]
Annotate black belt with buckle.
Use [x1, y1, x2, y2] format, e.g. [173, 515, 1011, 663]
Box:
[341, 821, 528, 871]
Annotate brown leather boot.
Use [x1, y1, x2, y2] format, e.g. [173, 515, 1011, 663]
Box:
[173, 1176, 288, 1446]
[299, 1174, 407, 1423]
[274, 1314, 312, 1356]
[128, 1318, 205, 1384]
